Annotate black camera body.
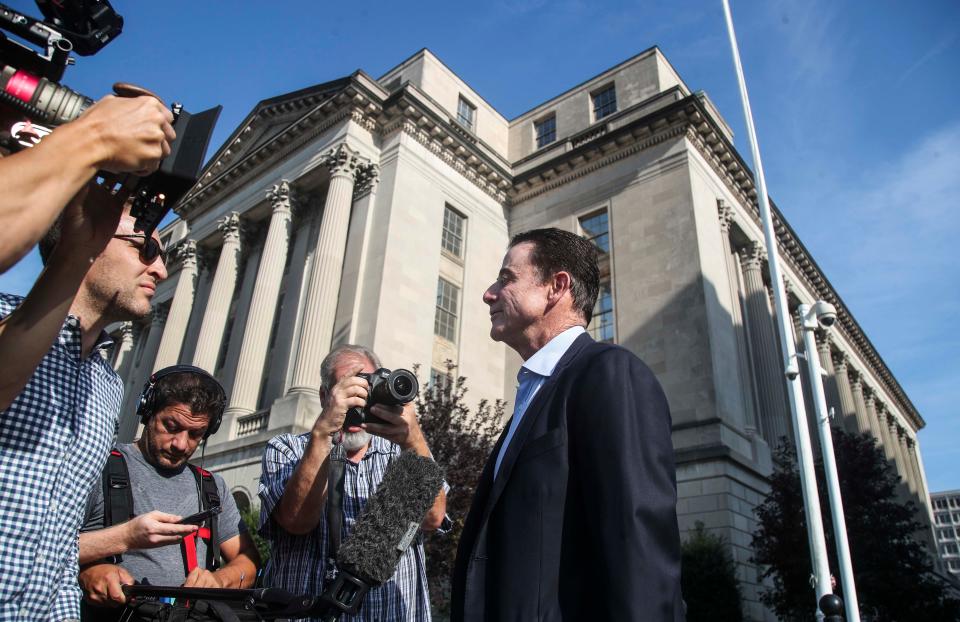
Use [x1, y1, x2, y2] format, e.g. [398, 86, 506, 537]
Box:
[0, 1, 221, 239]
[344, 368, 419, 428]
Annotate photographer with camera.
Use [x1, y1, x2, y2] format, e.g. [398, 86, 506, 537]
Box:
[76, 366, 260, 621]
[0, 92, 175, 273]
[0, 201, 167, 620]
[258, 345, 447, 622]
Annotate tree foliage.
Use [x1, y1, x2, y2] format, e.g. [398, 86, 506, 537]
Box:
[681, 521, 743, 622]
[752, 430, 960, 621]
[415, 363, 505, 619]
[240, 506, 271, 566]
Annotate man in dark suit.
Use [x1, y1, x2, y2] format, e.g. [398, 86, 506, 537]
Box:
[451, 227, 684, 621]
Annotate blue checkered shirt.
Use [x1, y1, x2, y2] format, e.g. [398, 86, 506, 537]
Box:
[259, 433, 432, 622]
[0, 293, 122, 621]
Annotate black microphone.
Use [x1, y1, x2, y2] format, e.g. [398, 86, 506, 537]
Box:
[317, 450, 444, 618]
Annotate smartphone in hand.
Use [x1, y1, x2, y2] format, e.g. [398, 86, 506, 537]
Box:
[177, 506, 221, 525]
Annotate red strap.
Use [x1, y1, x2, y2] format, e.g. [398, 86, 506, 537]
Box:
[181, 528, 212, 573]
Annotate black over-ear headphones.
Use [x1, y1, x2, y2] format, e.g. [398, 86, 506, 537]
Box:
[136, 365, 227, 438]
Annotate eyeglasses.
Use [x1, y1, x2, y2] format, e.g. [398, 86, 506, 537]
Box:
[113, 234, 166, 265]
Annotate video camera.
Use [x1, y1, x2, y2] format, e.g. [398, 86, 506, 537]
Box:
[0, 0, 220, 238]
[344, 368, 419, 428]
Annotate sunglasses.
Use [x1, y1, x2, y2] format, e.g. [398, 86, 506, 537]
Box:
[114, 234, 166, 265]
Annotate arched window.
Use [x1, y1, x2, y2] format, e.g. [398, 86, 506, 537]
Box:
[232, 489, 251, 513]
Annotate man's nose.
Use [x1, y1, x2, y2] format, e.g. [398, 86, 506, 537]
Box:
[150, 255, 169, 281]
[482, 285, 497, 304]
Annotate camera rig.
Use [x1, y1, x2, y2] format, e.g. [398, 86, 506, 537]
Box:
[0, 0, 220, 239]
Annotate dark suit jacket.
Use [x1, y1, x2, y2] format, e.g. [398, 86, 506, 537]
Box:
[451, 333, 684, 621]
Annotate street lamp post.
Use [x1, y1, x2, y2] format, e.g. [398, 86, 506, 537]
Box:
[799, 302, 861, 622]
[721, 1, 836, 618]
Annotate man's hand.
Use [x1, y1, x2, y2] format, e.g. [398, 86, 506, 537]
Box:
[79, 563, 134, 607]
[76, 95, 175, 175]
[312, 364, 367, 438]
[363, 402, 427, 452]
[48, 182, 127, 264]
[122, 510, 198, 550]
[183, 566, 223, 588]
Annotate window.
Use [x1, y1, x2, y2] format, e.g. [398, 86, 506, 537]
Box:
[535, 115, 557, 149]
[580, 211, 610, 254]
[232, 490, 251, 513]
[944, 543, 959, 555]
[950, 560, 960, 572]
[938, 513, 948, 524]
[580, 210, 613, 343]
[435, 278, 460, 342]
[441, 206, 466, 258]
[592, 84, 617, 120]
[589, 283, 615, 343]
[954, 512, 960, 523]
[457, 96, 476, 131]
[430, 367, 454, 399]
[941, 528, 955, 540]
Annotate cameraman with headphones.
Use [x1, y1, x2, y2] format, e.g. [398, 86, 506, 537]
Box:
[76, 366, 260, 619]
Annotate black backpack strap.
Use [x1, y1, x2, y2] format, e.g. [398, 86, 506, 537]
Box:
[102, 449, 134, 563]
[189, 464, 222, 570]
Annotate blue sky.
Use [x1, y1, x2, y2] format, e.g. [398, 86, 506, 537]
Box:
[2, 0, 957, 491]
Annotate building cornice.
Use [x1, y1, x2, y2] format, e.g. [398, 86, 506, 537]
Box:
[512, 92, 923, 430]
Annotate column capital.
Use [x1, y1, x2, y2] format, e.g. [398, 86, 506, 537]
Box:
[863, 390, 876, 408]
[322, 143, 366, 179]
[717, 199, 734, 233]
[738, 240, 765, 271]
[218, 211, 242, 242]
[816, 331, 832, 354]
[354, 163, 380, 199]
[118, 321, 134, 343]
[169, 239, 198, 269]
[906, 436, 916, 449]
[832, 350, 848, 371]
[266, 180, 295, 215]
[849, 372, 863, 391]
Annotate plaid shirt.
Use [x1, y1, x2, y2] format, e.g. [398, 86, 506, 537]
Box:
[0, 293, 122, 621]
[259, 433, 432, 622]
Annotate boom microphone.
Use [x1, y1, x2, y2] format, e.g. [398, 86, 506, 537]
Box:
[319, 450, 444, 618]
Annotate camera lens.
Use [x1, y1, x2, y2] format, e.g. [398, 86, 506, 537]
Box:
[393, 375, 412, 396]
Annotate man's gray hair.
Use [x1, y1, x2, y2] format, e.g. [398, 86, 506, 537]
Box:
[319, 344, 382, 393]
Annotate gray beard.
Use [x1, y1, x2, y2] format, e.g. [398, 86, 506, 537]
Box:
[341, 429, 371, 453]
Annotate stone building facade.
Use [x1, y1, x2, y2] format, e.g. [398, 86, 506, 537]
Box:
[108, 47, 935, 619]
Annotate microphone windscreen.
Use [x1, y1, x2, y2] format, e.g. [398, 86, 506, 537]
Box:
[336, 450, 444, 585]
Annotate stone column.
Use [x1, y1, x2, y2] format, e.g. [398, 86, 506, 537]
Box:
[862, 390, 882, 445]
[225, 182, 294, 418]
[193, 213, 242, 372]
[111, 322, 135, 380]
[739, 241, 790, 445]
[153, 240, 198, 371]
[815, 334, 841, 423]
[906, 437, 927, 501]
[885, 413, 909, 489]
[831, 353, 859, 435]
[718, 201, 759, 434]
[848, 373, 872, 436]
[117, 308, 166, 442]
[893, 425, 915, 494]
[288, 144, 366, 394]
[873, 401, 898, 464]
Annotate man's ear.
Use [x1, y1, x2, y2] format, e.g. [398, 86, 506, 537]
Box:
[548, 271, 573, 305]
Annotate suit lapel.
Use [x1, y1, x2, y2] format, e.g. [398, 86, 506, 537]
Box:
[479, 332, 594, 527]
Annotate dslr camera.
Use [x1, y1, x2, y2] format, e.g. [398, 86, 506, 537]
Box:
[0, 0, 220, 238]
[344, 368, 419, 428]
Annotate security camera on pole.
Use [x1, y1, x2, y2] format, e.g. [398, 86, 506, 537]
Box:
[721, 1, 840, 619]
[799, 301, 861, 622]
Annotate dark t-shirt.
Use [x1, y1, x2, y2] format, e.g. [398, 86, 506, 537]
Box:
[82, 443, 244, 586]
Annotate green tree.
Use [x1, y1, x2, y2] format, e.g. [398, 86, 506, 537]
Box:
[681, 521, 743, 622]
[240, 506, 271, 566]
[752, 430, 960, 621]
[415, 363, 505, 619]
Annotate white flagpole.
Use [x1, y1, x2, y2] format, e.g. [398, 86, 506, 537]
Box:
[720, 1, 834, 618]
